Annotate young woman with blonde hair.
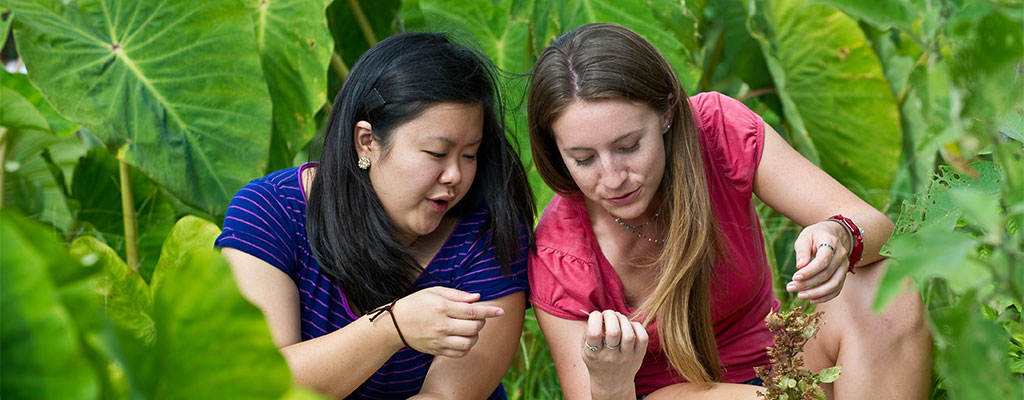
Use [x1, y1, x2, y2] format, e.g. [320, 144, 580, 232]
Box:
[527, 23, 931, 399]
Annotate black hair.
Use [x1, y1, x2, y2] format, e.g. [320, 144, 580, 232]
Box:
[307, 32, 535, 313]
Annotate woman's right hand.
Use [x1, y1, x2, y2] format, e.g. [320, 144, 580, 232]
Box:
[581, 310, 650, 396]
[390, 287, 505, 358]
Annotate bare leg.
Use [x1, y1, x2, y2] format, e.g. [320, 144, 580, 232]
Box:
[801, 259, 933, 400]
[645, 382, 761, 400]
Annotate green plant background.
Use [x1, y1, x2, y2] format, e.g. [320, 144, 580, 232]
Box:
[1, 0, 1020, 399]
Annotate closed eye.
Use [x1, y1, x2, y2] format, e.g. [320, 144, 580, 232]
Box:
[463, 153, 476, 160]
[425, 151, 445, 159]
[619, 141, 640, 153]
[573, 156, 595, 167]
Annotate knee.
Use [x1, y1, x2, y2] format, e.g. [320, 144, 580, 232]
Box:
[853, 284, 931, 351]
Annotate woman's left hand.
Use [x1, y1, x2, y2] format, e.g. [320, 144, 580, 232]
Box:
[788, 221, 851, 303]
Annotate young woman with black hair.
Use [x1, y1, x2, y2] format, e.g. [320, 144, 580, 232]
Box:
[216, 32, 535, 399]
[526, 23, 931, 399]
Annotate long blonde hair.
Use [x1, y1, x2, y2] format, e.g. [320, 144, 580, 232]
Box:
[527, 23, 724, 383]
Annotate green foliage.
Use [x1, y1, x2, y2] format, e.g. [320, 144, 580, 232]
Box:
[2, 0, 1021, 397]
[4, 0, 273, 217]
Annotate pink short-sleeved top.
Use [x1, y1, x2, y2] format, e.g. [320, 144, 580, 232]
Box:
[528, 92, 778, 395]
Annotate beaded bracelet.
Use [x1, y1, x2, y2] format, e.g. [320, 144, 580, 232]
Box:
[367, 297, 413, 350]
[826, 214, 864, 273]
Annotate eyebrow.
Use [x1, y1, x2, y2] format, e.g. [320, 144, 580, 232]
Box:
[425, 136, 482, 146]
[562, 130, 641, 152]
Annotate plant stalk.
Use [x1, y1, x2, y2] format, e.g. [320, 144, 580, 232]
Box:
[119, 157, 139, 271]
[348, 0, 378, 47]
[331, 50, 349, 82]
[0, 126, 7, 210]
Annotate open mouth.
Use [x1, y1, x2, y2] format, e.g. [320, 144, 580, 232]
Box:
[428, 196, 454, 212]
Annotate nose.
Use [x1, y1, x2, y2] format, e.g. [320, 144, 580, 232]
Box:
[438, 159, 463, 186]
[598, 157, 627, 190]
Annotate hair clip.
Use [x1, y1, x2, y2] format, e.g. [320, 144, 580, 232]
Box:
[369, 87, 387, 110]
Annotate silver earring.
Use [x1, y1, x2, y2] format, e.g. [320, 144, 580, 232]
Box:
[664, 124, 672, 133]
[357, 156, 371, 170]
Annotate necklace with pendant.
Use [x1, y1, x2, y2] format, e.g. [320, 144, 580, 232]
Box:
[611, 212, 664, 244]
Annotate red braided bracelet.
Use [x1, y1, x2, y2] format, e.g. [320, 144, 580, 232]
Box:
[367, 297, 414, 350]
[826, 214, 864, 273]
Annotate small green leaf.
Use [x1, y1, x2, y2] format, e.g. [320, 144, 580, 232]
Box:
[0, 86, 50, 132]
[817, 366, 841, 383]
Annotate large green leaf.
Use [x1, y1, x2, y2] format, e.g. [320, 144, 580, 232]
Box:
[5, 0, 272, 217]
[68, 235, 155, 345]
[549, 0, 702, 93]
[0, 69, 80, 137]
[747, 0, 902, 208]
[0, 211, 99, 399]
[247, 0, 333, 171]
[146, 249, 291, 398]
[806, 0, 914, 31]
[0, 86, 50, 131]
[70, 147, 175, 280]
[1, 128, 83, 231]
[149, 215, 222, 295]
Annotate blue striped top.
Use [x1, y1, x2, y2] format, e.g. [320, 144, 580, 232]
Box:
[215, 163, 527, 399]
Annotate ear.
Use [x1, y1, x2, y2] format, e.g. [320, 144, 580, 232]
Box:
[661, 93, 676, 133]
[353, 120, 377, 159]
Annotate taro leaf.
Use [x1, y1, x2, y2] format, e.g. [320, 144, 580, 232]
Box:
[70, 147, 175, 281]
[68, 235, 155, 345]
[747, 0, 901, 208]
[5, 0, 272, 217]
[1, 69, 80, 137]
[329, 0, 399, 70]
[0, 85, 50, 131]
[0, 211, 99, 399]
[0, 5, 11, 47]
[806, 0, 914, 31]
[146, 248, 291, 398]
[149, 215, 222, 295]
[2, 127, 83, 231]
[550, 0, 702, 93]
[246, 0, 333, 171]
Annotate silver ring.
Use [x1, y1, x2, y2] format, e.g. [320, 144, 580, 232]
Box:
[818, 242, 835, 252]
[604, 343, 620, 350]
[585, 341, 600, 352]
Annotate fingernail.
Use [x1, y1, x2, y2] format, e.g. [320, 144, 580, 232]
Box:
[786, 282, 797, 292]
[797, 258, 807, 266]
[793, 274, 803, 280]
[798, 292, 809, 299]
[494, 308, 504, 316]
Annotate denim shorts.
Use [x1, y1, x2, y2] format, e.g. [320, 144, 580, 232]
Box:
[636, 377, 763, 399]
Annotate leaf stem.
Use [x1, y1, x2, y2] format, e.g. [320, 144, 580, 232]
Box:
[331, 50, 349, 82]
[736, 87, 778, 102]
[0, 126, 7, 209]
[348, 0, 378, 48]
[119, 156, 139, 271]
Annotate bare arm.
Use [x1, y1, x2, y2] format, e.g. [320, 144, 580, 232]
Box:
[753, 124, 895, 301]
[412, 292, 526, 399]
[221, 248, 504, 398]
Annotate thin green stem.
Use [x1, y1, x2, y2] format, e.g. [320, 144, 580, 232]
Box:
[119, 156, 139, 271]
[0, 127, 7, 209]
[348, 0, 378, 48]
[331, 50, 349, 82]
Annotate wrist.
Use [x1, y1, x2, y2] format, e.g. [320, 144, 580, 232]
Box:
[590, 378, 636, 400]
[365, 300, 411, 353]
[825, 214, 864, 272]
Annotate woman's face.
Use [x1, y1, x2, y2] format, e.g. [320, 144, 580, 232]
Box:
[358, 102, 483, 244]
[550, 98, 669, 220]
